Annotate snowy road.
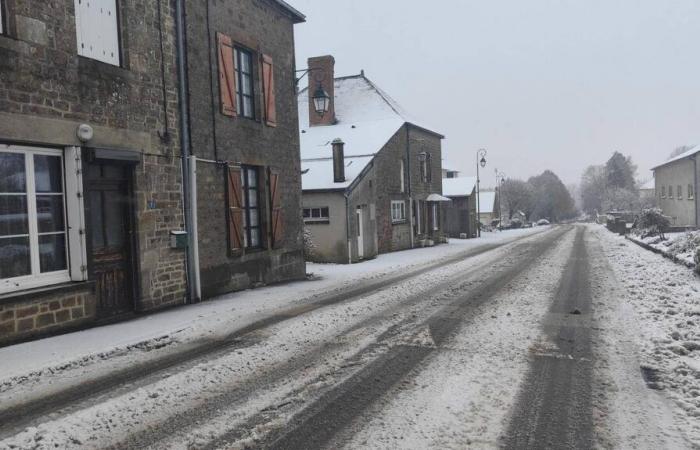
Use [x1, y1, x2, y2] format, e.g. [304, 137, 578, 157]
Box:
[0, 225, 696, 449]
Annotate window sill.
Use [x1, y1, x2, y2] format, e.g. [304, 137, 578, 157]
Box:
[392, 220, 407, 225]
[77, 56, 132, 79]
[0, 280, 95, 306]
[304, 220, 330, 225]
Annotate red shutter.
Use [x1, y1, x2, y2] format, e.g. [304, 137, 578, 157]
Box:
[269, 168, 283, 248]
[227, 166, 244, 252]
[217, 33, 237, 117]
[261, 54, 277, 127]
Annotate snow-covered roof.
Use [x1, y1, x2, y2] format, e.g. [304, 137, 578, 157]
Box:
[478, 191, 497, 214]
[442, 176, 476, 197]
[639, 179, 655, 190]
[652, 144, 700, 170]
[299, 74, 443, 191]
[301, 155, 374, 191]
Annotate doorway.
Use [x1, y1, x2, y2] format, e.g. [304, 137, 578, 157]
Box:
[85, 161, 136, 318]
[356, 207, 364, 260]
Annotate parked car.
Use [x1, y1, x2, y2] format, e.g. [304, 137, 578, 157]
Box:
[537, 219, 550, 226]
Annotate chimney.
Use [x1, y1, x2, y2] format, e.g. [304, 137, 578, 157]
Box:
[308, 55, 336, 126]
[332, 138, 345, 182]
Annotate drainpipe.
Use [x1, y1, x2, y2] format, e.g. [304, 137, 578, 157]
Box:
[405, 126, 414, 248]
[694, 155, 699, 227]
[175, 0, 199, 303]
[344, 192, 352, 264]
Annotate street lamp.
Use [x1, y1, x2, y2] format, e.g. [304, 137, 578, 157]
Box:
[476, 149, 487, 237]
[312, 84, 331, 116]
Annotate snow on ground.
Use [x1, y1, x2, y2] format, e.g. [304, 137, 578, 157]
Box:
[327, 228, 576, 449]
[628, 230, 699, 269]
[0, 229, 550, 449]
[588, 224, 700, 446]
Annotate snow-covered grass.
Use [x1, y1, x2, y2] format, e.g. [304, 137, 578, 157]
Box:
[0, 228, 545, 398]
[590, 224, 700, 445]
[628, 230, 700, 269]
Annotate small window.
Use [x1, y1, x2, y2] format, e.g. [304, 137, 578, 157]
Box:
[0, 0, 5, 35]
[661, 185, 666, 198]
[391, 200, 406, 223]
[235, 47, 255, 119]
[677, 185, 682, 200]
[418, 152, 432, 183]
[667, 185, 673, 199]
[688, 184, 694, 200]
[303, 206, 329, 223]
[74, 0, 120, 66]
[399, 159, 405, 193]
[241, 166, 261, 248]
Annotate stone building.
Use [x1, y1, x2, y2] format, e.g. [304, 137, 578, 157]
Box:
[299, 57, 446, 264]
[478, 190, 498, 226]
[652, 144, 699, 228]
[184, 0, 307, 298]
[0, 0, 186, 344]
[442, 177, 477, 238]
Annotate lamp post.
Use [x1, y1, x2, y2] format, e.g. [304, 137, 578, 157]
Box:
[476, 149, 487, 237]
[496, 171, 506, 229]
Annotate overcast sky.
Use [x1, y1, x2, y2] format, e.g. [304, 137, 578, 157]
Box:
[291, 0, 700, 187]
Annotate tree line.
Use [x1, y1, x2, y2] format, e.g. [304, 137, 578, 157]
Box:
[499, 170, 577, 223]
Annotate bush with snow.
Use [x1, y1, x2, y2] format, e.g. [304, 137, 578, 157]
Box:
[303, 228, 317, 260]
[634, 208, 670, 239]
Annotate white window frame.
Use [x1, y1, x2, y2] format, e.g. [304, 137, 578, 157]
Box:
[677, 185, 682, 200]
[415, 200, 421, 234]
[0, 145, 86, 294]
[399, 159, 405, 193]
[688, 184, 694, 200]
[74, 0, 120, 66]
[303, 206, 329, 224]
[432, 203, 439, 231]
[660, 185, 665, 199]
[668, 185, 673, 199]
[391, 200, 406, 223]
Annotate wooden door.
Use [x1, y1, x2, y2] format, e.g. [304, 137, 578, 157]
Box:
[86, 162, 135, 317]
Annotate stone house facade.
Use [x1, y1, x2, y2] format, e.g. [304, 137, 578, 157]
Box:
[652, 145, 699, 228]
[0, 0, 186, 344]
[299, 56, 445, 264]
[184, 0, 307, 298]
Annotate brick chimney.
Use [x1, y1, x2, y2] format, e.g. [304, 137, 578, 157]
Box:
[308, 55, 336, 126]
[332, 138, 345, 182]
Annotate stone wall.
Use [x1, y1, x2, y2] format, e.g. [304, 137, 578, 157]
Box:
[0, 286, 96, 345]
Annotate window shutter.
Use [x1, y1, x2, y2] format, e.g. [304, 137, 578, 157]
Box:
[269, 168, 284, 248]
[217, 33, 237, 117]
[261, 54, 277, 127]
[227, 165, 244, 252]
[65, 147, 88, 281]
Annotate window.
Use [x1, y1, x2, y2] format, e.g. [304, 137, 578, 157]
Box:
[677, 185, 682, 200]
[0, 147, 78, 293]
[689, 184, 694, 200]
[661, 185, 665, 198]
[241, 166, 261, 248]
[74, 0, 120, 66]
[303, 207, 329, 223]
[399, 159, 405, 193]
[668, 185, 673, 199]
[235, 47, 255, 119]
[0, 0, 5, 35]
[391, 200, 406, 223]
[414, 200, 421, 234]
[432, 203, 439, 231]
[419, 152, 432, 183]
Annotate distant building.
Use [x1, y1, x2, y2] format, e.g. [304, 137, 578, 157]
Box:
[478, 191, 498, 226]
[442, 167, 461, 179]
[442, 177, 477, 238]
[652, 145, 699, 227]
[639, 179, 657, 207]
[299, 56, 446, 263]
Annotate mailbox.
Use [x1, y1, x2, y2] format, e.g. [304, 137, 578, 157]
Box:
[170, 230, 188, 249]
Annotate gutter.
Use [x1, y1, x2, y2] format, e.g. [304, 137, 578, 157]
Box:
[175, 0, 200, 303]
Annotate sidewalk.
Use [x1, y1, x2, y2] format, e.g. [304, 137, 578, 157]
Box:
[0, 228, 544, 387]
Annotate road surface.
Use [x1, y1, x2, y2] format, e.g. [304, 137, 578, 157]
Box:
[0, 225, 691, 449]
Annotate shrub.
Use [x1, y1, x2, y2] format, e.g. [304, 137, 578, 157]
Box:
[303, 228, 316, 260]
[635, 208, 670, 239]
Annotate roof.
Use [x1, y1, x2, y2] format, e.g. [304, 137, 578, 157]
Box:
[301, 155, 374, 191]
[652, 144, 700, 170]
[478, 191, 497, 214]
[299, 73, 443, 191]
[272, 0, 305, 23]
[442, 176, 477, 197]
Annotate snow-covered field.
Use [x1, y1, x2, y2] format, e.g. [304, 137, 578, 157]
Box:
[589, 224, 700, 446]
[628, 230, 699, 269]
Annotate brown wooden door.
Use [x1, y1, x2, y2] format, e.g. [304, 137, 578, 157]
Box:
[86, 162, 135, 318]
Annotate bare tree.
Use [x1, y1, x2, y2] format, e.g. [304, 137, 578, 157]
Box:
[668, 144, 695, 160]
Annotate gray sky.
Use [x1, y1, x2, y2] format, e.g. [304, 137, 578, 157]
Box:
[291, 0, 700, 187]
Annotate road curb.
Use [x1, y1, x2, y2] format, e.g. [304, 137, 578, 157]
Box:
[624, 235, 697, 271]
